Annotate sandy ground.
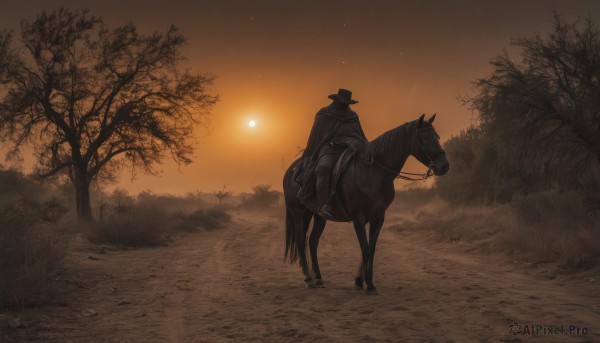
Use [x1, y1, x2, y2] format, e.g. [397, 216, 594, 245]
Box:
[2, 210, 599, 342]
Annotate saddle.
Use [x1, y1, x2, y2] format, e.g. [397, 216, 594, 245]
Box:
[296, 139, 362, 219]
[327, 141, 361, 200]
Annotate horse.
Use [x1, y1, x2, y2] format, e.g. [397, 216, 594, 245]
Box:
[283, 114, 449, 295]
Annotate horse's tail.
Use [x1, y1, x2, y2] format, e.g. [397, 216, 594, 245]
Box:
[283, 158, 306, 265]
[284, 207, 299, 263]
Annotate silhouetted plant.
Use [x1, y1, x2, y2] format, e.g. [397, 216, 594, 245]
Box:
[0, 8, 218, 222]
[438, 13, 600, 204]
[213, 185, 232, 205]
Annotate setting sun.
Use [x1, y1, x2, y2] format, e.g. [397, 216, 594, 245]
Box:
[1, 3, 598, 342]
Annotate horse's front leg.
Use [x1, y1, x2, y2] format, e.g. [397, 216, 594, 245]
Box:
[352, 220, 370, 292]
[364, 214, 385, 295]
[309, 215, 326, 288]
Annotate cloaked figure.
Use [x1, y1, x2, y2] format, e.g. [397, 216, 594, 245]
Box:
[295, 89, 367, 218]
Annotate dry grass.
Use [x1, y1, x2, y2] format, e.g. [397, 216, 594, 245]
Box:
[502, 191, 600, 270]
[0, 201, 68, 310]
[390, 189, 600, 271]
[87, 199, 232, 246]
[86, 204, 171, 246]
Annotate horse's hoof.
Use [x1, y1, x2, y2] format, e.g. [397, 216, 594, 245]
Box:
[354, 279, 364, 290]
[304, 279, 317, 288]
[314, 279, 325, 288]
[365, 288, 378, 295]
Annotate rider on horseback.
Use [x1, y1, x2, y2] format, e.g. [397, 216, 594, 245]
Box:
[295, 89, 367, 219]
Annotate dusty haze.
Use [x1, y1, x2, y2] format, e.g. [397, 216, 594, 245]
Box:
[1, 0, 599, 193]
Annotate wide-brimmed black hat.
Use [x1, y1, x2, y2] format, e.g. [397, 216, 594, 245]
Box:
[328, 89, 358, 104]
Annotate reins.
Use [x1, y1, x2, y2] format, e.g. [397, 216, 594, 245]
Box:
[398, 169, 434, 181]
[369, 122, 439, 182]
[372, 159, 433, 181]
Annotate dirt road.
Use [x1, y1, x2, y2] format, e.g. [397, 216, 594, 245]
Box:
[4, 210, 599, 342]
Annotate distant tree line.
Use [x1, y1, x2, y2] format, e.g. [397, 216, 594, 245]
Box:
[436, 13, 600, 204]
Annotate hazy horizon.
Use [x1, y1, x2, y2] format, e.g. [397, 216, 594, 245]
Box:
[1, 0, 599, 194]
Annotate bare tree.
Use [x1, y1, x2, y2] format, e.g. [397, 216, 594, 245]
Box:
[0, 8, 218, 221]
[213, 185, 232, 205]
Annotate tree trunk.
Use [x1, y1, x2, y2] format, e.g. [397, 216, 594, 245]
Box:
[73, 167, 93, 222]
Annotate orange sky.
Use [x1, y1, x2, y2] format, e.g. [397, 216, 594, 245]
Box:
[2, 0, 599, 194]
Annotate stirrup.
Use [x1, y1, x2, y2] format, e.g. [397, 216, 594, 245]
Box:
[318, 204, 333, 219]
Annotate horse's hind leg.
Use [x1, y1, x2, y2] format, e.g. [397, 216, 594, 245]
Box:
[309, 215, 326, 288]
[297, 209, 315, 287]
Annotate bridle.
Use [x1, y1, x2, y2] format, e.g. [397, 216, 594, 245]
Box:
[373, 124, 444, 181]
[373, 159, 433, 181]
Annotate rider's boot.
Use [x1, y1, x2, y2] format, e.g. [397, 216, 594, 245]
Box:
[318, 202, 333, 219]
[316, 168, 333, 219]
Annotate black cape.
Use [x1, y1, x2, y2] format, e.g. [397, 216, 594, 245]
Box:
[295, 104, 367, 199]
[302, 104, 367, 162]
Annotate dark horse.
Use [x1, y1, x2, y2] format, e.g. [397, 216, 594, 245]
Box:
[283, 114, 449, 295]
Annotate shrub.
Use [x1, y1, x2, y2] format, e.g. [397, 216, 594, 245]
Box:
[0, 200, 68, 309]
[0, 168, 43, 203]
[136, 190, 205, 214]
[394, 189, 600, 271]
[504, 190, 600, 269]
[436, 15, 600, 205]
[86, 204, 170, 246]
[88, 193, 231, 245]
[239, 184, 281, 209]
[173, 207, 231, 232]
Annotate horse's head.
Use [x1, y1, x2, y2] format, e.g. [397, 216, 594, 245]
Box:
[412, 114, 449, 176]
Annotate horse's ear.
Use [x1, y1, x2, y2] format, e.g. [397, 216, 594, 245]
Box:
[418, 114, 425, 126]
[428, 113, 437, 124]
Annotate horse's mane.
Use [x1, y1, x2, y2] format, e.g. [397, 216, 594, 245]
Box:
[363, 120, 416, 158]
